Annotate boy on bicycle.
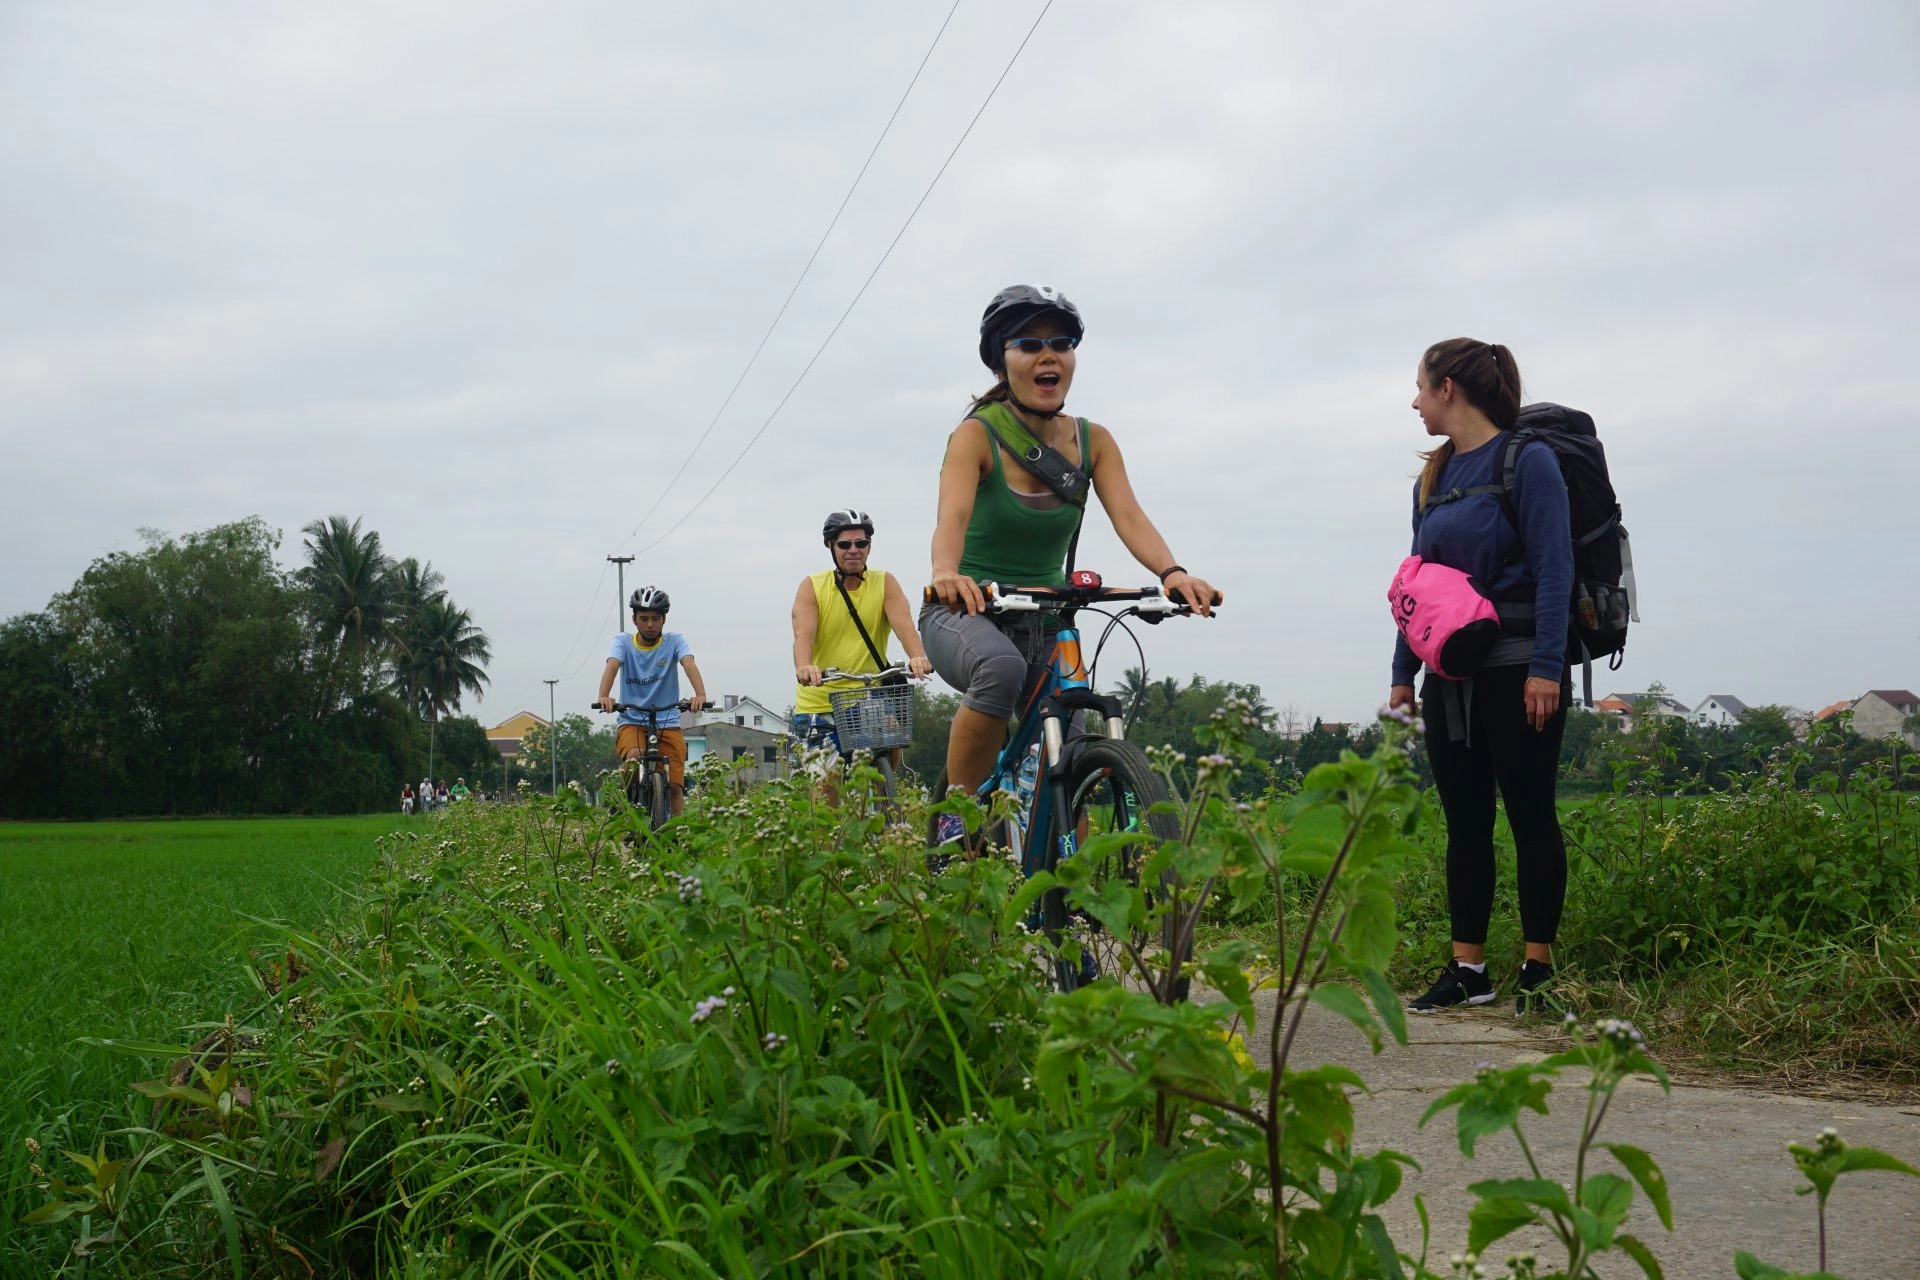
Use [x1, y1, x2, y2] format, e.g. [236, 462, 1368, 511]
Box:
[596, 586, 710, 818]
[790, 509, 932, 756]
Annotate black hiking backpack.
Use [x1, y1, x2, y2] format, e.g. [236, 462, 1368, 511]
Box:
[1489, 403, 1638, 705]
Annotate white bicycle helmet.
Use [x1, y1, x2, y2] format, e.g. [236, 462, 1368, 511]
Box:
[822, 509, 874, 546]
[629, 586, 670, 614]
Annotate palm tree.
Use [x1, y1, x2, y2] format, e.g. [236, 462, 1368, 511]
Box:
[298, 515, 396, 713]
[386, 557, 447, 715]
[399, 598, 492, 782]
[1110, 665, 1152, 725]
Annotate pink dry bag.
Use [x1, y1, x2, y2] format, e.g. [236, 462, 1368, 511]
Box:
[1388, 556, 1500, 680]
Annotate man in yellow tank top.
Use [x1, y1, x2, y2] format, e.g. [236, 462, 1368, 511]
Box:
[790, 509, 932, 755]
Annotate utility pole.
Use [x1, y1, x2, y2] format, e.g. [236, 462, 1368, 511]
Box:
[608, 555, 635, 625]
[543, 679, 559, 795]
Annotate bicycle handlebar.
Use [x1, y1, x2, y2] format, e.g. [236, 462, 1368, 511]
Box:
[815, 664, 911, 685]
[591, 699, 697, 714]
[920, 579, 1223, 615]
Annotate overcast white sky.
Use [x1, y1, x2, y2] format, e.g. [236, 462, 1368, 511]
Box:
[4, 1, 1916, 727]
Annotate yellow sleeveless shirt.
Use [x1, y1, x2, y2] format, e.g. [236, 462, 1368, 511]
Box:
[794, 569, 892, 714]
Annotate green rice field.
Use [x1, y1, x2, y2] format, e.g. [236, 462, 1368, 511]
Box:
[0, 814, 402, 1258]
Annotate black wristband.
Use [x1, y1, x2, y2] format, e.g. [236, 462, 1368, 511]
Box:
[1157, 564, 1185, 582]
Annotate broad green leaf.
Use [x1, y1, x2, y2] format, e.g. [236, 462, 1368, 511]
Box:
[1290, 1208, 1344, 1268]
[1465, 1177, 1572, 1216]
[1605, 1142, 1674, 1231]
[1066, 874, 1140, 937]
[1341, 884, 1397, 970]
[1836, 1146, 1920, 1178]
[1001, 870, 1054, 932]
[1357, 966, 1409, 1047]
[1308, 983, 1381, 1053]
[1615, 1232, 1666, 1280]
[768, 967, 812, 1008]
[20, 1200, 84, 1226]
[1733, 1253, 1789, 1280]
[1579, 1172, 1633, 1247]
[1361, 1213, 1406, 1279]
[1466, 1197, 1537, 1254]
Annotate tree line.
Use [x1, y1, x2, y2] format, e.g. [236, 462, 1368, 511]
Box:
[899, 672, 1911, 797]
[0, 516, 497, 819]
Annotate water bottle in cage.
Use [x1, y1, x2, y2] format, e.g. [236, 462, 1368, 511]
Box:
[1015, 743, 1041, 803]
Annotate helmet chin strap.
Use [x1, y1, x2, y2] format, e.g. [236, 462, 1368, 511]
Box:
[1006, 387, 1065, 420]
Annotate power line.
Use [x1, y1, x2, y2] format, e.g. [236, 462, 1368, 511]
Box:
[630, 0, 1056, 557]
[515, 3, 970, 716]
[610, 0, 964, 552]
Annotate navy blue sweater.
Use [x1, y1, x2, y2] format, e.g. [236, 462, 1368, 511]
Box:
[1391, 433, 1573, 684]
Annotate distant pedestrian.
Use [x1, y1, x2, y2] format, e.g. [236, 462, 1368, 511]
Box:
[1391, 338, 1572, 1017]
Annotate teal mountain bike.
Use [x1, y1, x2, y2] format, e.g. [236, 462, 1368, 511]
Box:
[925, 571, 1219, 998]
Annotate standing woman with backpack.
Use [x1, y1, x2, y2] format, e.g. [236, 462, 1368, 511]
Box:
[1391, 338, 1573, 1015]
[921, 285, 1216, 846]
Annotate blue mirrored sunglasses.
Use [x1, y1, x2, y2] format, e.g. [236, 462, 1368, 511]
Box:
[1004, 335, 1079, 354]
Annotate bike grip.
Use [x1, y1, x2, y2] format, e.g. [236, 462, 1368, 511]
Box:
[1166, 586, 1225, 608]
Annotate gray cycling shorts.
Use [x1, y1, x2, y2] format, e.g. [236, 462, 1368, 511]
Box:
[918, 603, 1029, 719]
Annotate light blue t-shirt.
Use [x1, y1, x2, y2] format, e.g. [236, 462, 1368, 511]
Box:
[609, 631, 691, 727]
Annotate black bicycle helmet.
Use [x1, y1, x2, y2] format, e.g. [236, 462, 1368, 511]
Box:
[821, 508, 874, 546]
[629, 586, 670, 614]
[978, 283, 1083, 371]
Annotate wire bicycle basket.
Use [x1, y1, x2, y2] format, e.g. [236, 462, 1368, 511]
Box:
[828, 683, 914, 751]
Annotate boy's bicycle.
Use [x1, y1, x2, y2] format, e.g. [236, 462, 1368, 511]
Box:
[924, 572, 1219, 998]
[811, 664, 914, 809]
[590, 699, 693, 834]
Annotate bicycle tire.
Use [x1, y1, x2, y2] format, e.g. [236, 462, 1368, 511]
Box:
[642, 769, 670, 832]
[1041, 738, 1189, 1000]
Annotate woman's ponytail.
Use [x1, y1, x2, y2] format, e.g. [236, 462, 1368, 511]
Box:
[1415, 338, 1525, 509]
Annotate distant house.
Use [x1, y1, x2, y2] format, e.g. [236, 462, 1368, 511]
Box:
[486, 710, 549, 759]
[1608, 691, 1690, 718]
[1810, 699, 1855, 724]
[1691, 695, 1749, 728]
[1851, 690, 1920, 747]
[1594, 697, 1634, 718]
[685, 721, 789, 786]
[687, 694, 789, 738]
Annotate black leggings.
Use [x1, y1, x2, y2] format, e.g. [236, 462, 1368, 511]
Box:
[1421, 666, 1568, 947]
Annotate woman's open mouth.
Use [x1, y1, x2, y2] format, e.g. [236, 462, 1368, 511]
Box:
[1034, 372, 1061, 391]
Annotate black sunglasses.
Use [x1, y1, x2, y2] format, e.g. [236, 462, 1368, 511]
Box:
[835, 538, 871, 550]
[1004, 335, 1079, 355]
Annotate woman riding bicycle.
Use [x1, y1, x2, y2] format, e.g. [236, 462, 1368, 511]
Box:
[920, 285, 1216, 844]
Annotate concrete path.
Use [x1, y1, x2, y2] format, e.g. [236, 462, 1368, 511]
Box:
[1238, 991, 1920, 1278]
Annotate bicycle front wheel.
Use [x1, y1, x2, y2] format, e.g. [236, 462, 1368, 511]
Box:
[1042, 738, 1189, 1000]
[641, 769, 670, 831]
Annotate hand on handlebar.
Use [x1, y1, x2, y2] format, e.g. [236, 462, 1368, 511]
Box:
[1162, 570, 1219, 617]
[685, 696, 709, 713]
[796, 664, 823, 687]
[596, 694, 617, 712]
[927, 571, 987, 616]
[907, 655, 934, 679]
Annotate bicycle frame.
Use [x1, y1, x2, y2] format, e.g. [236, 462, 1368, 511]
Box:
[974, 605, 1132, 878]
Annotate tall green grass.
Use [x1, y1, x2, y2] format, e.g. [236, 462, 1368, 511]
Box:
[0, 814, 398, 1263]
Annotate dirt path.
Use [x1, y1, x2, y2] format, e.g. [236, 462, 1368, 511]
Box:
[1239, 991, 1920, 1277]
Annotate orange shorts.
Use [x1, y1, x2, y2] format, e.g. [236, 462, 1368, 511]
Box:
[616, 724, 688, 788]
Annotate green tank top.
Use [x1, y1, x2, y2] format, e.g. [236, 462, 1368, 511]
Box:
[957, 409, 1089, 589]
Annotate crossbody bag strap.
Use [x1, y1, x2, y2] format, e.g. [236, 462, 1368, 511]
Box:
[975, 410, 1090, 574]
[834, 576, 889, 672]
